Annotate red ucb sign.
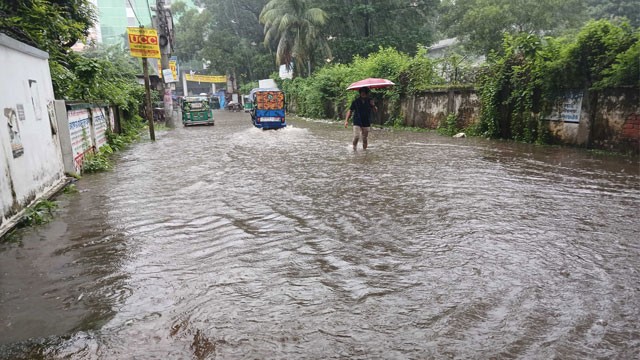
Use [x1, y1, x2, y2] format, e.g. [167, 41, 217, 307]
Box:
[128, 34, 158, 45]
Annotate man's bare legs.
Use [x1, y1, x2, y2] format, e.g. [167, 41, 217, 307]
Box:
[361, 126, 370, 150]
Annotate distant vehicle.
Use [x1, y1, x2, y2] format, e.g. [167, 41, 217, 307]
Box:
[181, 96, 214, 126]
[243, 95, 253, 112]
[249, 87, 286, 130]
[226, 101, 242, 112]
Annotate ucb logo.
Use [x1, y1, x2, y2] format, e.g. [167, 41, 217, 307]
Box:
[129, 34, 158, 45]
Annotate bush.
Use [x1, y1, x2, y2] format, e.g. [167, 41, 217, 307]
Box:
[19, 200, 57, 227]
[82, 114, 144, 174]
[437, 113, 460, 136]
[284, 47, 444, 120]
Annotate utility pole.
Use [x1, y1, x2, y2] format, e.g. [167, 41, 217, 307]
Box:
[141, 33, 155, 141]
[154, 0, 174, 127]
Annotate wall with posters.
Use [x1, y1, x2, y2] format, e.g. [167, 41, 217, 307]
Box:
[544, 88, 640, 152]
[0, 34, 66, 235]
[55, 103, 113, 174]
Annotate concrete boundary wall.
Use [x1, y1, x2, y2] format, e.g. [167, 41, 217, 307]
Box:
[543, 88, 640, 153]
[400, 88, 480, 130]
[55, 102, 115, 175]
[398, 87, 639, 153]
[0, 34, 66, 236]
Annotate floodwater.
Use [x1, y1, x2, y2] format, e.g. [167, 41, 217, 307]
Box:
[1, 110, 639, 359]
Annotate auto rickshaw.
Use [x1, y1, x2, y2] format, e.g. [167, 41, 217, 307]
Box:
[243, 95, 253, 112]
[249, 87, 286, 130]
[181, 96, 214, 126]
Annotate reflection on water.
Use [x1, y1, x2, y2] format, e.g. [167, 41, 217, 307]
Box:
[1, 111, 639, 359]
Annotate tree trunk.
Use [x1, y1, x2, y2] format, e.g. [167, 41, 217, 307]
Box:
[364, 0, 371, 37]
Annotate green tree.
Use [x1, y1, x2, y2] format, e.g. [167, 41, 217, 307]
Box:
[173, 0, 274, 83]
[440, 0, 586, 55]
[171, 3, 213, 64]
[318, 0, 439, 63]
[260, 0, 331, 77]
[585, 0, 640, 27]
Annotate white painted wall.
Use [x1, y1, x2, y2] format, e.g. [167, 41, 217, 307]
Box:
[0, 34, 65, 228]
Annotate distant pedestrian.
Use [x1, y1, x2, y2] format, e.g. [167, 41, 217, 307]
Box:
[344, 87, 377, 150]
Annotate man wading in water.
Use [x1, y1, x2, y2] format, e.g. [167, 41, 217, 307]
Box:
[344, 87, 377, 150]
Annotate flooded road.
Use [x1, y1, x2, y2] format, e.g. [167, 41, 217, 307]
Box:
[1, 110, 639, 359]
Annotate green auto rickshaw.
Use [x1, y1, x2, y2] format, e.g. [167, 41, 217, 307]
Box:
[243, 95, 253, 112]
[181, 96, 214, 126]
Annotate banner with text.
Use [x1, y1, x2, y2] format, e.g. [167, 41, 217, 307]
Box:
[127, 27, 161, 59]
[185, 74, 227, 83]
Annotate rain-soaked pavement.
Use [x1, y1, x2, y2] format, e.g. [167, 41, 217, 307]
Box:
[1, 110, 639, 359]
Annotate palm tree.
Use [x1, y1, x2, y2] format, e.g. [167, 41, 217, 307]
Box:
[260, 0, 331, 77]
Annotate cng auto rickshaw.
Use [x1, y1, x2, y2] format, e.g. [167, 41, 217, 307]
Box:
[243, 95, 253, 112]
[181, 96, 214, 126]
[249, 87, 286, 130]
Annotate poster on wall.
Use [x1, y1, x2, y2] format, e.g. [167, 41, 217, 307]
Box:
[47, 101, 58, 135]
[16, 104, 26, 121]
[4, 107, 24, 158]
[68, 108, 92, 172]
[545, 91, 583, 123]
[92, 107, 108, 149]
[108, 107, 116, 131]
[29, 79, 43, 120]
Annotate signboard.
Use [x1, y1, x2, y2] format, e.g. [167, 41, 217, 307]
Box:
[545, 91, 583, 123]
[162, 69, 176, 83]
[169, 60, 177, 79]
[184, 74, 227, 83]
[126, 27, 161, 58]
[259, 79, 278, 88]
[67, 108, 92, 173]
[92, 107, 108, 149]
[279, 64, 293, 79]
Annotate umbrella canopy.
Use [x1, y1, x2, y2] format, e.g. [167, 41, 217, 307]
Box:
[347, 78, 395, 90]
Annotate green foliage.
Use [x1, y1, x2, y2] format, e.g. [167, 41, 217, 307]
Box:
[0, 0, 98, 99]
[56, 45, 146, 111]
[585, 0, 640, 27]
[282, 47, 443, 120]
[0, 0, 95, 55]
[82, 151, 112, 173]
[173, 0, 438, 81]
[174, 0, 275, 80]
[239, 81, 259, 94]
[477, 20, 639, 143]
[19, 200, 58, 227]
[83, 115, 144, 173]
[318, 0, 439, 63]
[437, 113, 460, 136]
[440, 0, 587, 55]
[597, 40, 640, 88]
[107, 115, 144, 152]
[63, 184, 79, 194]
[260, 0, 330, 77]
[1, 1, 145, 111]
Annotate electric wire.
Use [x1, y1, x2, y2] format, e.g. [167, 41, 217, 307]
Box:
[145, 0, 154, 25]
[127, 0, 143, 26]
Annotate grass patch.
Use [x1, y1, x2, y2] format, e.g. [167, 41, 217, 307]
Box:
[19, 200, 58, 227]
[63, 183, 79, 194]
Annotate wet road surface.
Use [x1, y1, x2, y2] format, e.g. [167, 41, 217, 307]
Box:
[1, 110, 639, 359]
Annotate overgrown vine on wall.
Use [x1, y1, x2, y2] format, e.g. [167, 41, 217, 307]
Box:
[478, 19, 639, 144]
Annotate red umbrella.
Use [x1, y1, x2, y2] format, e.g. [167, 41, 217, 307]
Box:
[347, 78, 395, 90]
